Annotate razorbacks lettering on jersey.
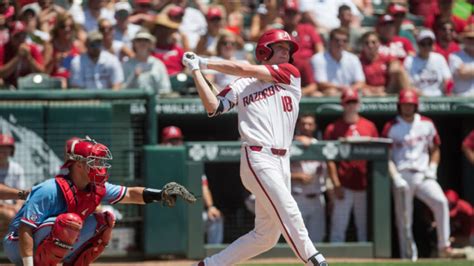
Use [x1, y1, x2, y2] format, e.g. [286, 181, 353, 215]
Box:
[212, 63, 301, 149]
[382, 113, 441, 172]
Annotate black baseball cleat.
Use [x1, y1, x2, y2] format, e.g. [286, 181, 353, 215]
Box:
[309, 252, 328, 266]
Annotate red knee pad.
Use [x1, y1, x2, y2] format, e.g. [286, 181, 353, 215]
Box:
[64, 211, 115, 266]
[35, 213, 83, 265]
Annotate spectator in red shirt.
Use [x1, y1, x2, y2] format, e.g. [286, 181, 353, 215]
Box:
[386, 3, 417, 46]
[434, 19, 460, 62]
[445, 189, 474, 247]
[44, 12, 84, 88]
[425, 0, 467, 34]
[324, 88, 379, 243]
[0, 21, 44, 88]
[282, 0, 323, 97]
[148, 13, 185, 76]
[359, 31, 409, 96]
[0, 1, 15, 46]
[462, 129, 474, 165]
[376, 14, 415, 62]
[409, 0, 439, 26]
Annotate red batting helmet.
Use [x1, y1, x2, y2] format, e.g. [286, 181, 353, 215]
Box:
[63, 137, 112, 185]
[255, 29, 299, 62]
[0, 134, 14, 156]
[398, 89, 418, 112]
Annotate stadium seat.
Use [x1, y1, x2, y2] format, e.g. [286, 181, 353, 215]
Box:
[17, 73, 62, 90]
[169, 73, 193, 95]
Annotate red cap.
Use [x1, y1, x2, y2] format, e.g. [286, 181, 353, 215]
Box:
[10, 21, 26, 36]
[445, 189, 460, 217]
[168, 6, 185, 17]
[0, 134, 14, 146]
[341, 88, 359, 104]
[161, 126, 183, 141]
[378, 14, 395, 24]
[134, 0, 151, 4]
[207, 7, 222, 20]
[387, 3, 407, 15]
[284, 0, 299, 11]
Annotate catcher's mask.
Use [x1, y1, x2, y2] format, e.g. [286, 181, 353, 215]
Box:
[62, 136, 113, 185]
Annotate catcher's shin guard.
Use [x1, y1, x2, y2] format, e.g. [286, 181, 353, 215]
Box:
[34, 213, 83, 266]
[64, 211, 115, 266]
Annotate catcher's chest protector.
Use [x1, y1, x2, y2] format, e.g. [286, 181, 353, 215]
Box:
[55, 176, 106, 220]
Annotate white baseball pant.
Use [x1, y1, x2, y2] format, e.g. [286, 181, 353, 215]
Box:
[202, 146, 319, 266]
[330, 187, 367, 242]
[293, 193, 326, 243]
[394, 170, 450, 259]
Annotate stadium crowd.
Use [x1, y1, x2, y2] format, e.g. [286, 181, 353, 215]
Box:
[0, 0, 474, 260]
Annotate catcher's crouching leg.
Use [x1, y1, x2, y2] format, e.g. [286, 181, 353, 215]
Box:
[35, 213, 83, 265]
[64, 211, 115, 266]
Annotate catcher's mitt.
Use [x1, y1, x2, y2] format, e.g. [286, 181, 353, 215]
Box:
[161, 182, 197, 207]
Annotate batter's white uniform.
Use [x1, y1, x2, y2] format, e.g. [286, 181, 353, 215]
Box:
[203, 63, 320, 265]
[291, 139, 327, 243]
[382, 114, 450, 259]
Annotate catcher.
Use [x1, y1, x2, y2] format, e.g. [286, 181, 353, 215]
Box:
[3, 137, 196, 266]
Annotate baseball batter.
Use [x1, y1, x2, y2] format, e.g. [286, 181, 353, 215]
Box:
[182, 29, 328, 266]
[382, 89, 452, 260]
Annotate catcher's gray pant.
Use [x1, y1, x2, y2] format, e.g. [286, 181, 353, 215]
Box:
[394, 170, 450, 259]
[330, 187, 367, 243]
[293, 193, 326, 243]
[202, 147, 320, 266]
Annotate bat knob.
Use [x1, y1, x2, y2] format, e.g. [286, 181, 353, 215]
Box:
[185, 53, 195, 59]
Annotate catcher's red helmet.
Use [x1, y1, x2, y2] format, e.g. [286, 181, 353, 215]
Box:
[0, 134, 14, 156]
[63, 137, 112, 185]
[255, 29, 299, 62]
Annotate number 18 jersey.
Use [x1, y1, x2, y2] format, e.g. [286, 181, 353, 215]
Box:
[217, 63, 301, 149]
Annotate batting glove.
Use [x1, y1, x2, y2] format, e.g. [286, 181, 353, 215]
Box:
[424, 162, 438, 180]
[182, 52, 200, 71]
[392, 173, 408, 189]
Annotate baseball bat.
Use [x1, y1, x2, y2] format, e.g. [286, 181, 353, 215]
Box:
[185, 53, 219, 95]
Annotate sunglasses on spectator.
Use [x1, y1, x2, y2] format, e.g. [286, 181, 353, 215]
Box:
[364, 40, 378, 45]
[100, 26, 113, 33]
[59, 23, 73, 30]
[222, 41, 236, 47]
[418, 40, 433, 47]
[88, 41, 102, 49]
[209, 17, 222, 22]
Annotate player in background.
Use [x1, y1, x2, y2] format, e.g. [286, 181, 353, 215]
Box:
[183, 29, 328, 266]
[3, 136, 196, 266]
[291, 114, 328, 243]
[382, 89, 458, 260]
[324, 89, 378, 243]
[462, 129, 474, 165]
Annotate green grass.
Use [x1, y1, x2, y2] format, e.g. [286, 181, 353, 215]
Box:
[241, 261, 474, 266]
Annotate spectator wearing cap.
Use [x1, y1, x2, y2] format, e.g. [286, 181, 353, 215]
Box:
[386, 3, 417, 46]
[160, 125, 224, 244]
[249, 0, 283, 42]
[449, 25, 474, 96]
[310, 28, 365, 96]
[114, 1, 141, 49]
[148, 13, 185, 76]
[282, 0, 323, 97]
[462, 129, 474, 165]
[202, 30, 249, 92]
[434, 19, 460, 62]
[338, 4, 366, 53]
[98, 18, 134, 61]
[44, 12, 84, 88]
[298, 0, 362, 34]
[123, 30, 171, 95]
[19, 3, 50, 51]
[69, 31, 123, 90]
[404, 29, 452, 97]
[72, 0, 115, 33]
[195, 5, 227, 56]
[171, 0, 207, 51]
[359, 31, 409, 96]
[324, 88, 379, 243]
[377, 14, 415, 62]
[425, 0, 467, 34]
[0, 133, 27, 238]
[129, 0, 156, 26]
[0, 21, 44, 88]
[444, 189, 474, 247]
[164, 4, 190, 51]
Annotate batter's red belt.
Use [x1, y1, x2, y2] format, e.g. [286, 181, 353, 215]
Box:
[249, 146, 287, 156]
